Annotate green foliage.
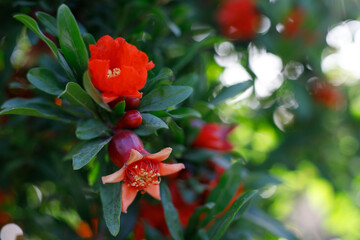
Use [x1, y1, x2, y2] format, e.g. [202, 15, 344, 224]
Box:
[134, 113, 168, 136]
[100, 183, 122, 236]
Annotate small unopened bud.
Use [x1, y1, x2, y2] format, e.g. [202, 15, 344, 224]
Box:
[116, 110, 142, 129]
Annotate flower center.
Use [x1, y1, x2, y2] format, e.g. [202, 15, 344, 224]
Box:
[107, 68, 121, 78]
[125, 159, 161, 190]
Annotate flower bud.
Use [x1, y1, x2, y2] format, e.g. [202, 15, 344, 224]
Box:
[125, 97, 141, 110]
[116, 110, 143, 129]
[108, 130, 148, 168]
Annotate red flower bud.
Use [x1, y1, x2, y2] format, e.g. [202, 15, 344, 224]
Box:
[192, 123, 236, 152]
[116, 110, 143, 129]
[125, 97, 141, 110]
[108, 130, 148, 168]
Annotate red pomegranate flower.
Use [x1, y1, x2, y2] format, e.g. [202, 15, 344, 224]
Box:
[216, 0, 261, 40]
[311, 82, 345, 109]
[192, 122, 236, 152]
[102, 147, 185, 213]
[88, 35, 155, 103]
[283, 8, 304, 38]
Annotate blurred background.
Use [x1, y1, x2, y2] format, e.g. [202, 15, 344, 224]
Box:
[1, 0, 360, 239]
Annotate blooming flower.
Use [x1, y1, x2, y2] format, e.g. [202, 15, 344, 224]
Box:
[88, 35, 155, 103]
[192, 122, 236, 152]
[216, 0, 260, 40]
[102, 146, 185, 213]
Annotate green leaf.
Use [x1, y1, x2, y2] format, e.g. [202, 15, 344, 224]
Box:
[243, 207, 297, 240]
[14, 14, 75, 81]
[72, 137, 111, 170]
[0, 98, 76, 122]
[143, 68, 174, 94]
[83, 33, 96, 56]
[113, 101, 125, 116]
[100, 183, 122, 236]
[160, 182, 184, 240]
[57, 4, 88, 80]
[35, 11, 57, 36]
[185, 203, 215, 238]
[134, 113, 168, 136]
[210, 81, 252, 105]
[83, 71, 111, 111]
[76, 119, 109, 140]
[168, 108, 201, 119]
[27, 68, 64, 95]
[59, 82, 97, 115]
[207, 191, 257, 240]
[204, 162, 244, 225]
[138, 86, 193, 112]
[169, 121, 184, 144]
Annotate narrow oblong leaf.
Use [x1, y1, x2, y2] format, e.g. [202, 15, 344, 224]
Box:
[100, 183, 122, 236]
[207, 191, 257, 240]
[138, 86, 193, 112]
[185, 203, 215, 238]
[27, 68, 64, 95]
[14, 14, 75, 81]
[0, 98, 76, 122]
[57, 4, 88, 80]
[36, 11, 57, 36]
[59, 82, 97, 115]
[160, 182, 184, 240]
[210, 81, 252, 105]
[168, 108, 201, 119]
[83, 71, 111, 111]
[72, 137, 111, 170]
[134, 113, 168, 136]
[76, 119, 109, 140]
[244, 207, 297, 240]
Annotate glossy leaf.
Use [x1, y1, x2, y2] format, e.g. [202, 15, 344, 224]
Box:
[72, 137, 111, 170]
[138, 86, 193, 112]
[168, 108, 201, 119]
[113, 101, 125, 116]
[83, 71, 111, 111]
[57, 4, 88, 80]
[204, 162, 244, 225]
[243, 207, 297, 240]
[59, 82, 97, 115]
[207, 190, 257, 240]
[210, 81, 252, 105]
[0, 98, 76, 123]
[27, 68, 64, 95]
[100, 183, 122, 236]
[160, 182, 184, 240]
[134, 113, 168, 136]
[76, 119, 109, 140]
[36, 11, 57, 36]
[14, 14, 75, 81]
[185, 203, 215, 238]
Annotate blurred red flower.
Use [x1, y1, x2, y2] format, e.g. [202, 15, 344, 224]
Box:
[312, 82, 345, 109]
[88, 35, 155, 103]
[283, 8, 304, 38]
[216, 0, 261, 40]
[192, 123, 236, 152]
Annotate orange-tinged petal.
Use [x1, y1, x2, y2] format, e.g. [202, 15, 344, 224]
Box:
[146, 61, 155, 70]
[146, 147, 172, 162]
[145, 184, 160, 200]
[121, 184, 138, 213]
[126, 149, 144, 165]
[159, 163, 185, 176]
[101, 92, 119, 103]
[102, 168, 126, 184]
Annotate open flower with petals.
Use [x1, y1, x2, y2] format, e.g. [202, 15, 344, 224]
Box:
[102, 147, 185, 213]
[89, 35, 155, 103]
